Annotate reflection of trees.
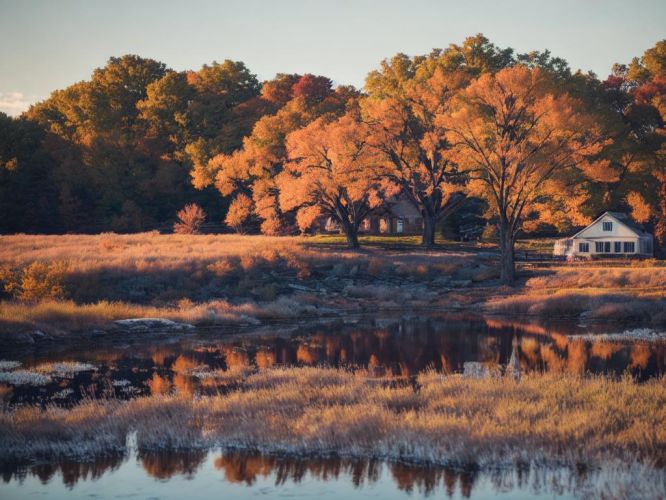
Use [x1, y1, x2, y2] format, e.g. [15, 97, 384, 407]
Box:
[484, 317, 662, 379]
[213, 452, 380, 487]
[212, 452, 484, 496]
[255, 347, 276, 368]
[0, 453, 127, 487]
[139, 449, 206, 480]
[147, 373, 171, 395]
[630, 344, 651, 370]
[9, 315, 663, 408]
[223, 346, 250, 368]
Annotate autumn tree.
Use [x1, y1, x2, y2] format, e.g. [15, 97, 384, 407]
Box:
[363, 68, 469, 246]
[224, 193, 254, 233]
[606, 41, 666, 251]
[442, 66, 606, 284]
[278, 114, 396, 248]
[196, 75, 358, 234]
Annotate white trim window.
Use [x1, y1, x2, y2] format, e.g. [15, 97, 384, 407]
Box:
[603, 221, 613, 231]
[624, 242, 635, 253]
[578, 242, 589, 253]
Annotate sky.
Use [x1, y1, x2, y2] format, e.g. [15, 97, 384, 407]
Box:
[0, 0, 665, 116]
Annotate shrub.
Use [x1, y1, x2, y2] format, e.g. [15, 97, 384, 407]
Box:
[173, 204, 206, 234]
[0, 261, 68, 302]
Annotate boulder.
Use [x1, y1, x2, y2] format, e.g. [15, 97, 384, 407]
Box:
[463, 362, 501, 379]
[113, 318, 195, 333]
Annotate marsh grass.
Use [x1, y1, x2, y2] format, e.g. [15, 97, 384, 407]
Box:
[1, 233, 665, 333]
[486, 289, 666, 325]
[0, 296, 322, 333]
[0, 233, 483, 332]
[1, 366, 664, 472]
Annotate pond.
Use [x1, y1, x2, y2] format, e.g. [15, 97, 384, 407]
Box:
[1, 313, 664, 407]
[1, 313, 665, 498]
[0, 447, 626, 499]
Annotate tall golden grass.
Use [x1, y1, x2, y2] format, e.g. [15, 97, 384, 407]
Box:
[2, 366, 664, 470]
[0, 233, 481, 332]
[526, 266, 666, 290]
[486, 288, 666, 325]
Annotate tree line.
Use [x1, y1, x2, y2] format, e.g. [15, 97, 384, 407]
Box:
[1, 34, 665, 283]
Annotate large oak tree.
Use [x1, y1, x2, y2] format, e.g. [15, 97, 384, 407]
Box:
[278, 113, 396, 248]
[442, 66, 606, 284]
[362, 68, 469, 246]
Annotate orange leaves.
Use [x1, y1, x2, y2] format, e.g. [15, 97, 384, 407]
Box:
[626, 191, 652, 223]
[280, 114, 385, 217]
[225, 194, 254, 233]
[442, 65, 605, 228]
[295, 205, 322, 232]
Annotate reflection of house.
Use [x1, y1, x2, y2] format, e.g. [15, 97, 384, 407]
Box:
[553, 212, 653, 258]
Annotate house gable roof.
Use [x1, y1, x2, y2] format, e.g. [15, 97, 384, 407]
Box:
[571, 211, 649, 239]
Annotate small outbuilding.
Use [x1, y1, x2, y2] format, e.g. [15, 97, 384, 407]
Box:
[553, 212, 653, 259]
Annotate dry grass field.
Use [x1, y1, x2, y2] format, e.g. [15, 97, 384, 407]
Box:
[0, 233, 484, 334]
[1, 366, 664, 495]
[1, 233, 665, 335]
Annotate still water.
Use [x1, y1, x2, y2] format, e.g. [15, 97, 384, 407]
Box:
[1, 313, 664, 498]
[1, 448, 613, 499]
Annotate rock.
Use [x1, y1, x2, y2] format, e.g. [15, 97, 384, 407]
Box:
[471, 265, 500, 282]
[348, 265, 359, 277]
[432, 277, 451, 287]
[449, 279, 472, 288]
[288, 283, 314, 292]
[463, 362, 501, 379]
[113, 318, 195, 333]
[29, 330, 52, 341]
[5, 332, 35, 345]
[331, 263, 346, 276]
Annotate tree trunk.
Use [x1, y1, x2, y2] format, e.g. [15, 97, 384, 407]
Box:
[421, 213, 436, 247]
[499, 224, 515, 286]
[341, 220, 360, 249]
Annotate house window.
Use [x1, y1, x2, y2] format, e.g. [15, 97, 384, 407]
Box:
[578, 242, 589, 253]
[604, 242, 611, 253]
[595, 242, 604, 253]
[603, 221, 613, 231]
[396, 219, 404, 233]
[614, 241, 621, 253]
[624, 241, 635, 253]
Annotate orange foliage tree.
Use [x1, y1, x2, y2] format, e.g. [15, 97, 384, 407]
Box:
[278, 114, 397, 248]
[442, 66, 607, 284]
[224, 193, 254, 233]
[193, 75, 358, 234]
[362, 68, 469, 246]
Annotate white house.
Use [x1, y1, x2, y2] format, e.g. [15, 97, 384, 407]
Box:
[553, 212, 654, 258]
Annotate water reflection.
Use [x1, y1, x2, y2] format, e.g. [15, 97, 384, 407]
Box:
[2, 314, 664, 406]
[0, 448, 616, 498]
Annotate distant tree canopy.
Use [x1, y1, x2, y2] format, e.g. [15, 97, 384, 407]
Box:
[0, 35, 664, 261]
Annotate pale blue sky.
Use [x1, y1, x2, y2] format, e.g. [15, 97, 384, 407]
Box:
[1, 0, 665, 115]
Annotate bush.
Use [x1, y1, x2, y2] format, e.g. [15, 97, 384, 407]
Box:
[173, 204, 206, 234]
[0, 261, 68, 302]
